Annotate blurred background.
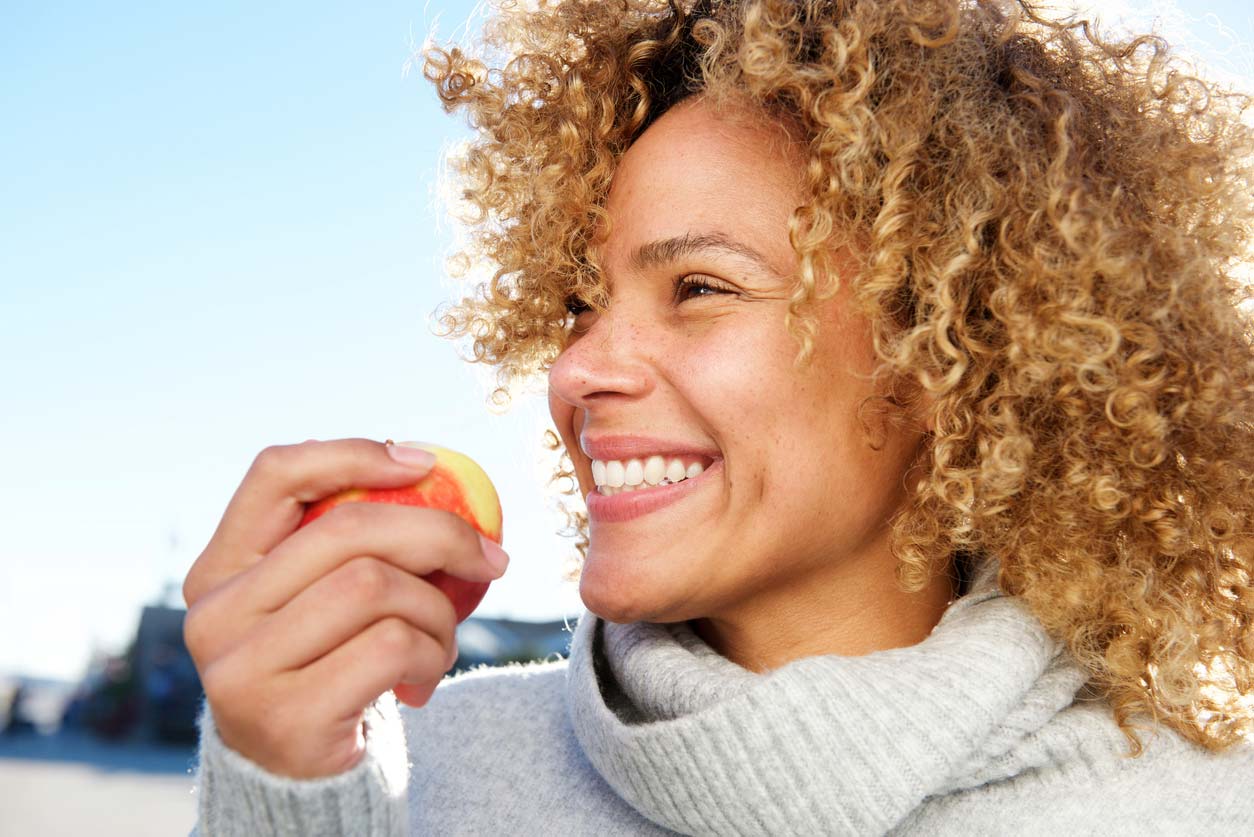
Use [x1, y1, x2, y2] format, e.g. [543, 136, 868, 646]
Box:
[1, 1, 1250, 834]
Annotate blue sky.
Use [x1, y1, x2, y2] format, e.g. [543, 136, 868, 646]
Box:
[3, 1, 1251, 682]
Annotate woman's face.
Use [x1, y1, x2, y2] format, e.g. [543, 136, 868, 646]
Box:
[548, 97, 928, 625]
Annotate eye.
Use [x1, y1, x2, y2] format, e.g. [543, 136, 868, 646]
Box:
[672, 275, 734, 303]
[564, 295, 598, 334]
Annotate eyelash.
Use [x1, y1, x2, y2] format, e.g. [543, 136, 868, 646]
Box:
[564, 275, 732, 320]
[672, 274, 733, 302]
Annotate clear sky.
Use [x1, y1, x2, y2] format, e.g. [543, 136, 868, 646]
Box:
[3, 0, 1251, 683]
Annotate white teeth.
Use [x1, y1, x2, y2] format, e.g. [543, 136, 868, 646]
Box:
[591, 454, 713, 492]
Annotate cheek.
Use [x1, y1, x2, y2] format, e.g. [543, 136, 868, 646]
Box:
[681, 319, 795, 400]
[706, 335, 887, 506]
[678, 326, 807, 496]
[686, 322, 811, 431]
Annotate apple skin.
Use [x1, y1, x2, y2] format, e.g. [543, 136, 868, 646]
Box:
[297, 443, 504, 624]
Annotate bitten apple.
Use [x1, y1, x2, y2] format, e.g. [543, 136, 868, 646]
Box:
[298, 442, 504, 623]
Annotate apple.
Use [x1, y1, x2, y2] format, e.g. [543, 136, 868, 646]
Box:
[297, 442, 504, 623]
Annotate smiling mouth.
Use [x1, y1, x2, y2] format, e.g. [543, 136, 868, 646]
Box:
[591, 454, 712, 495]
[584, 457, 723, 524]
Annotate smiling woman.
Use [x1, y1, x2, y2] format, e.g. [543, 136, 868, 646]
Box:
[187, 1, 1254, 834]
[546, 98, 952, 665]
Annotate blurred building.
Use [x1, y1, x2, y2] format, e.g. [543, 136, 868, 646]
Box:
[132, 605, 201, 745]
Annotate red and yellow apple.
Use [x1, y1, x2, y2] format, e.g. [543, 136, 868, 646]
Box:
[298, 442, 503, 624]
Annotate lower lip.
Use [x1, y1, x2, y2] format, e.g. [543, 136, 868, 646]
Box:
[585, 460, 723, 523]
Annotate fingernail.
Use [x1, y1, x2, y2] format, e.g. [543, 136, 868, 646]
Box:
[386, 441, 436, 469]
[478, 534, 509, 576]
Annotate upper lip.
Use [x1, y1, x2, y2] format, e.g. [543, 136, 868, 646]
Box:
[581, 434, 722, 463]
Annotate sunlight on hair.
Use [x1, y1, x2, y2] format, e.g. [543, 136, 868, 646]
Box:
[1056, 0, 1254, 83]
[420, 0, 1254, 754]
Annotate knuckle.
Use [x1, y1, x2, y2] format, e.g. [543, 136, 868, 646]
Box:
[339, 557, 390, 602]
[251, 441, 312, 479]
[182, 606, 209, 660]
[182, 548, 219, 609]
[182, 581, 238, 662]
[181, 570, 201, 609]
[251, 444, 288, 475]
[372, 617, 415, 658]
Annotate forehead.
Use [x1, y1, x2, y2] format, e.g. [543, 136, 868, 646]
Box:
[593, 98, 807, 274]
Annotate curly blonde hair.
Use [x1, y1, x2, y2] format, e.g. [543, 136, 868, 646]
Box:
[422, 0, 1254, 754]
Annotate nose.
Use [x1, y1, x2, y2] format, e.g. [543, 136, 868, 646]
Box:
[547, 307, 655, 411]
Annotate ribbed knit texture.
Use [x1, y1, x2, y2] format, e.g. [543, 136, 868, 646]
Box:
[567, 559, 1090, 834]
[191, 690, 408, 837]
[189, 559, 1254, 835]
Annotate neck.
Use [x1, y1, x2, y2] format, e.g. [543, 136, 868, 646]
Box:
[690, 552, 957, 672]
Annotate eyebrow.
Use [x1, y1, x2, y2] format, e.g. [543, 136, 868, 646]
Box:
[628, 231, 779, 276]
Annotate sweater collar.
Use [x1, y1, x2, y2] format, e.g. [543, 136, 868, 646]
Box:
[566, 560, 1092, 835]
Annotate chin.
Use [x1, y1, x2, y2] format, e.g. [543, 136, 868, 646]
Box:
[578, 571, 654, 624]
[577, 549, 703, 625]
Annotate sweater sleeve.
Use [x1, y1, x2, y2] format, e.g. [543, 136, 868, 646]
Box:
[188, 692, 410, 837]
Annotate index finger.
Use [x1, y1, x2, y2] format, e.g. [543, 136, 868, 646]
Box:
[184, 438, 434, 606]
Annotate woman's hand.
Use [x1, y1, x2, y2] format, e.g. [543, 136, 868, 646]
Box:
[181, 438, 508, 779]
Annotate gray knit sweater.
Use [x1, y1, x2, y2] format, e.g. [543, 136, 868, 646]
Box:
[189, 560, 1254, 835]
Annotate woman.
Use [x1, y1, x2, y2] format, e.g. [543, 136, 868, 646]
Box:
[184, 1, 1254, 833]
